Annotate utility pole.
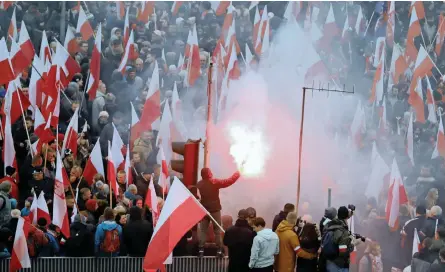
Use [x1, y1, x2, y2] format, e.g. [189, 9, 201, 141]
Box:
[203, 61, 214, 168]
[60, 2, 66, 42]
[296, 83, 354, 217]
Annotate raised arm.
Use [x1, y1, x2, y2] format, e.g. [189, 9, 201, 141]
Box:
[213, 171, 241, 189]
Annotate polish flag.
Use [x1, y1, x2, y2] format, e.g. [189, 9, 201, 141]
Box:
[436, 13, 445, 56]
[323, 4, 339, 38]
[226, 42, 240, 83]
[123, 8, 130, 47]
[33, 108, 54, 143]
[76, 6, 94, 41]
[64, 26, 79, 56]
[40, 30, 52, 65]
[115, 1, 126, 20]
[3, 114, 16, 175]
[29, 55, 45, 109]
[212, 1, 231, 16]
[29, 192, 38, 224]
[386, 1, 395, 47]
[412, 228, 421, 256]
[143, 177, 207, 271]
[156, 102, 173, 164]
[107, 141, 119, 197]
[365, 143, 390, 200]
[432, 114, 445, 159]
[260, 20, 270, 57]
[62, 108, 79, 158]
[129, 102, 140, 148]
[51, 41, 81, 89]
[386, 159, 408, 229]
[410, 1, 425, 20]
[83, 138, 104, 186]
[86, 24, 102, 101]
[171, 1, 183, 16]
[370, 50, 384, 103]
[245, 44, 254, 71]
[140, 61, 161, 131]
[185, 25, 201, 87]
[145, 175, 159, 223]
[111, 123, 125, 169]
[171, 82, 187, 141]
[0, 1, 13, 10]
[156, 146, 171, 195]
[137, 1, 154, 24]
[10, 38, 29, 75]
[407, 113, 415, 166]
[8, 7, 17, 42]
[255, 6, 268, 55]
[408, 77, 425, 123]
[49, 92, 60, 128]
[407, 7, 421, 43]
[348, 215, 357, 264]
[4, 78, 30, 125]
[426, 76, 437, 124]
[10, 217, 31, 272]
[350, 101, 365, 149]
[124, 142, 132, 187]
[0, 37, 15, 85]
[252, 6, 260, 47]
[18, 21, 35, 67]
[177, 53, 185, 72]
[70, 187, 79, 222]
[224, 17, 241, 57]
[220, 5, 234, 43]
[283, 1, 302, 21]
[303, 39, 329, 83]
[355, 6, 365, 35]
[36, 191, 51, 225]
[378, 96, 388, 134]
[117, 30, 135, 74]
[341, 15, 350, 40]
[389, 44, 408, 86]
[34, 113, 55, 155]
[373, 37, 386, 68]
[53, 150, 70, 238]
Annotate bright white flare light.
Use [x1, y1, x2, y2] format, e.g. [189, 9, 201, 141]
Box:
[228, 124, 270, 177]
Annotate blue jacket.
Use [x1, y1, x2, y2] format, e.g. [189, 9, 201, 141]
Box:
[95, 221, 122, 257]
[39, 232, 60, 257]
[249, 228, 279, 269]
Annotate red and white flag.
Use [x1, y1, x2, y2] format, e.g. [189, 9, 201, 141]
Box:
[386, 159, 408, 229]
[53, 150, 70, 238]
[86, 24, 102, 101]
[29, 54, 45, 109]
[140, 61, 161, 131]
[124, 142, 132, 187]
[220, 5, 234, 43]
[432, 114, 445, 159]
[378, 96, 388, 133]
[143, 177, 207, 271]
[18, 21, 35, 67]
[33, 108, 54, 145]
[29, 192, 38, 224]
[224, 17, 240, 59]
[412, 228, 421, 256]
[10, 217, 31, 272]
[8, 7, 17, 42]
[252, 6, 261, 47]
[386, 1, 395, 47]
[156, 146, 171, 195]
[145, 175, 159, 225]
[407, 7, 421, 43]
[355, 6, 365, 35]
[36, 191, 51, 225]
[341, 15, 350, 40]
[10, 38, 29, 75]
[212, 1, 231, 16]
[40, 30, 52, 65]
[115, 1, 126, 20]
[407, 113, 415, 166]
[76, 6, 94, 41]
[130, 101, 140, 147]
[123, 8, 130, 47]
[370, 50, 384, 103]
[348, 215, 357, 264]
[255, 5, 268, 55]
[107, 141, 119, 197]
[0, 1, 13, 10]
[365, 142, 390, 200]
[350, 100, 365, 149]
[3, 114, 16, 175]
[4, 78, 30, 125]
[0, 37, 15, 85]
[70, 188, 79, 222]
[373, 37, 386, 68]
[283, 1, 302, 21]
[436, 13, 445, 56]
[51, 41, 81, 88]
[389, 44, 408, 86]
[408, 77, 425, 123]
[226, 42, 241, 84]
[62, 108, 79, 158]
[111, 123, 125, 169]
[323, 4, 339, 39]
[137, 1, 154, 24]
[171, 1, 183, 16]
[426, 76, 437, 124]
[83, 138, 105, 186]
[64, 26, 79, 56]
[410, 1, 425, 20]
[185, 25, 201, 87]
[156, 101, 173, 158]
[117, 30, 135, 74]
[171, 82, 187, 141]
[245, 44, 254, 71]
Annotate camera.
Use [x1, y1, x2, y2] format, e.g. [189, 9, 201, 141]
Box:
[353, 233, 366, 242]
[348, 204, 356, 212]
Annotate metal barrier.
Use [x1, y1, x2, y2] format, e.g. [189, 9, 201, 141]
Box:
[0, 257, 229, 272]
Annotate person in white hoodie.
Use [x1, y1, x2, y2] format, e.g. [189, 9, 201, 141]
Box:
[249, 217, 279, 272]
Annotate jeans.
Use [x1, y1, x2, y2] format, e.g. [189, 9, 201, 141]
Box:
[199, 210, 222, 248]
[251, 265, 273, 272]
[326, 260, 349, 272]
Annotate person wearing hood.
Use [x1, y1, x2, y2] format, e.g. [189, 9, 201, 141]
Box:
[0, 182, 12, 227]
[272, 203, 295, 232]
[92, 81, 108, 131]
[123, 206, 153, 257]
[320, 207, 338, 235]
[248, 217, 279, 272]
[275, 212, 316, 272]
[125, 66, 144, 91]
[65, 214, 95, 257]
[95, 207, 123, 257]
[108, 70, 132, 113]
[197, 167, 242, 257]
[223, 209, 255, 272]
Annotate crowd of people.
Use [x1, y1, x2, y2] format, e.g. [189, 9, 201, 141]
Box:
[1, 1, 445, 272]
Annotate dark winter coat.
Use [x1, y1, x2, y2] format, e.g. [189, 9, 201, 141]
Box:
[421, 216, 445, 239]
[323, 219, 353, 269]
[429, 262, 445, 272]
[123, 208, 153, 257]
[196, 168, 240, 213]
[272, 211, 287, 232]
[65, 222, 95, 257]
[223, 219, 255, 272]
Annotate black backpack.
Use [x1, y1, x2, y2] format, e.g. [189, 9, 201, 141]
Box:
[321, 229, 339, 259]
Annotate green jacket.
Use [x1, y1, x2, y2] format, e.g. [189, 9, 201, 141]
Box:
[324, 219, 353, 268]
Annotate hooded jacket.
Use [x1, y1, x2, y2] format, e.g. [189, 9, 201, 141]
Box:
[272, 211, 287, 232]
[223, 219, 255, 272]
[249, 228, 279, 269]
[123, 207, 153, 257]
[323, 218, 353, 268]
[274, 220, 315, 272]
[196, 168, 240, 213]
[94, 220, 123, 256]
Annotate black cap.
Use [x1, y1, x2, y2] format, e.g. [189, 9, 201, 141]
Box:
[127, 66, 135, 73]
[72, 74, 83, 82]
[64, 149, 73, 156]
[32, 167, 43, 174]
[5, 166, 15, 176]
[74, 32, 82, 38]
[337, 206, 349, 220]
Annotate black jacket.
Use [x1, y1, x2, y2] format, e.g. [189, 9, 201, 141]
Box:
[123, 219, 153, 257]
[223, 219, 254, 272]
[430, 262, 445, 272]
[28, 177, 54, 201]
[421, 216, 444, 239]
[65, 222, 95, 257]
[272, 211, 287, 232]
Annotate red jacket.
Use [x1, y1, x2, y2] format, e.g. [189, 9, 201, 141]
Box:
[0, 176, 18, 200]
[196, 168, 240, 213]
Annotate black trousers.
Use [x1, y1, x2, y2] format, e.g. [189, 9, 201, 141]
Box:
[251, 265, 273, 272]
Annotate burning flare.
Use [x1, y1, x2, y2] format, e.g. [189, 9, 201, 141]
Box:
[228, 123, 270, 177]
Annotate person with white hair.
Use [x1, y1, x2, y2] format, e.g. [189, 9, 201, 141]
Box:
[420, 206, 444, 239]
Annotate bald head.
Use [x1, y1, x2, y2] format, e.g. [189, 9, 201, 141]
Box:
[135, 58, 143, 71]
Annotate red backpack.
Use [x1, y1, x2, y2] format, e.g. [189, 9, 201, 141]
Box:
[100, 229, 120, 253]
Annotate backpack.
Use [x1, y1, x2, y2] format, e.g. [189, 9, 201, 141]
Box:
[100, 229, 120, 253]
[27, 230, 49, 257]
[321, 229, 338, 259]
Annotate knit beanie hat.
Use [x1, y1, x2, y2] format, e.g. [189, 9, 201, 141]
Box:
[85, 199, 98, 212]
